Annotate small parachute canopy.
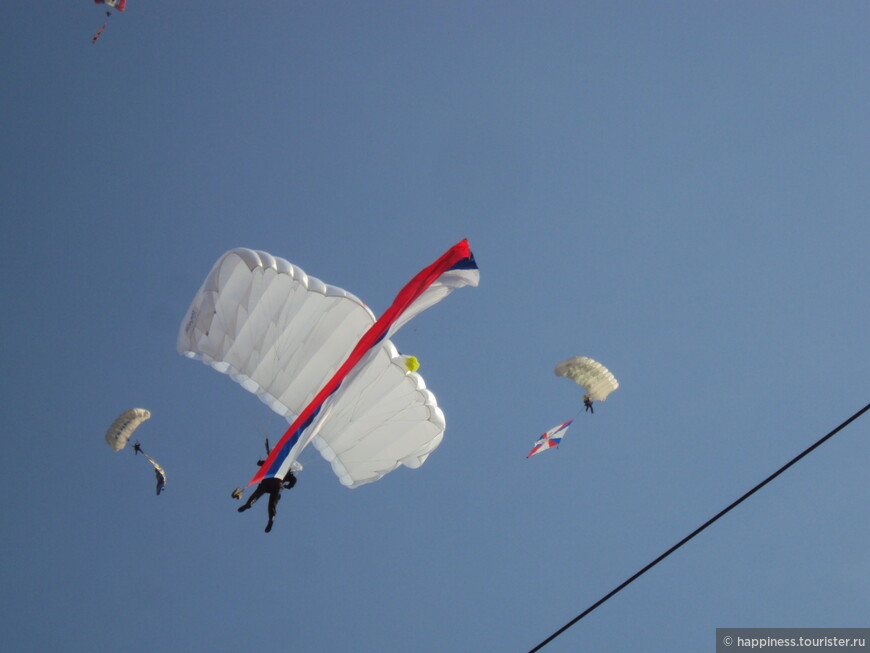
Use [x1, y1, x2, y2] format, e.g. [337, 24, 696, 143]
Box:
[94, 0, 126, 11]
[554, 356, 619, 402]
[105, 408, 151, 451]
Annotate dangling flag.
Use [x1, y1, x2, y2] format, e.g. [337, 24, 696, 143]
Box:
[91, 21, 108, 43]
[527, 420, 573, 458]
[142, 453, 166, 495]
[249, 239, 479, 486]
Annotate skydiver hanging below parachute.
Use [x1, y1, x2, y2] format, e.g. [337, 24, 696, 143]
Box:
[235, 439, 299, 533]
[105, 408, 167, 495]
[555, 356, 619, 415]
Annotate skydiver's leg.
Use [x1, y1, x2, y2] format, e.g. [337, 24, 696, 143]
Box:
[265, 491, 281, 532]
[269, 491, 281, 519]
[238, 485, 265, 512]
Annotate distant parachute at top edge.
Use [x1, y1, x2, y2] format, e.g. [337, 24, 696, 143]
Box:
[90, 0, 127, 44]
[94, 0, 127, 12]
[105, 408, 150, 451]
[555, 356, 619, 402]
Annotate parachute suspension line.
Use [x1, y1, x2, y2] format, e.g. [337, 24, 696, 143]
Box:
[526, 401, 870, 653]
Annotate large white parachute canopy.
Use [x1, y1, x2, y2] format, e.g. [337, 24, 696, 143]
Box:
[554, 357, 619, 402]
[105, 408, 151, 451]
[177, 246, 478, 488]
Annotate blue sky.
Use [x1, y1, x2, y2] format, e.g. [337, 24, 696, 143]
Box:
[1, 2, 867, 652]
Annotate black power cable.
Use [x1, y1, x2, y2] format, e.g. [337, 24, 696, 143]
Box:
[528, 402, 870, 653]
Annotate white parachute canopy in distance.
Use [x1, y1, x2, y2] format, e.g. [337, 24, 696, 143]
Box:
[177, 245, 479, 488]
[554, 356, 619, 402]
[105, 408, 151, 451]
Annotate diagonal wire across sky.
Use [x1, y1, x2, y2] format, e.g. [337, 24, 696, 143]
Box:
[528, 403, 870, 652]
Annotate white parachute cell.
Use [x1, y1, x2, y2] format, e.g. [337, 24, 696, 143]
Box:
[177, 248, 461, 487]
[311, 340, 445, 486]
[105, 408, 151, 451]
[177, 249, 376, 423]
[554, 356, 619, 402]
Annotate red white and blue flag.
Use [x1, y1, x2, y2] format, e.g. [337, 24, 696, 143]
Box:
[527, 420, 573, 458]
[250, 239, 479, 486]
